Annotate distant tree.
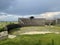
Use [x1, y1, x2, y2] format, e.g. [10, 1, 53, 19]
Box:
[30, 16, 34, 19]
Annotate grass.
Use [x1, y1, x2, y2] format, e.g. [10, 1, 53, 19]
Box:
[0, 22, 18, 31]
[0, 22, 60, 32]
[0, 22, 60, 45]
[15, 26, 60, 33]
[0, 34, 60, 45]
[0, 22, 18, 27]
[10, 25, 60, 35]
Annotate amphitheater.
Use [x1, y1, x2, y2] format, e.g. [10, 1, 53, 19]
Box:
[18, 18, 46, 26]
[18, 17, 57, 26]
[0, 17, 60, 39]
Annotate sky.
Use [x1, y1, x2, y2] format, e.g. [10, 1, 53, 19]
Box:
[0, 0, 60, 21]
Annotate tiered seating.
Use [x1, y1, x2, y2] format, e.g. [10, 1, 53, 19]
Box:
[19, 18, 46, 26]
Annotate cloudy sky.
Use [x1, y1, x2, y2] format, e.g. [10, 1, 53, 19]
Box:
[0, 0, 60, 21]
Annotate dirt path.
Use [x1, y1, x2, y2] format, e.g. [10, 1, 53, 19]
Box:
[20, 31, 60, 35]
[8, 31, 60, 39]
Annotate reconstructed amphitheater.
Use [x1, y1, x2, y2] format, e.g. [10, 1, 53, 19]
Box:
[18, 16, 47, 26]
[18, 18, 46, 26]
[18, 16, 60, 26]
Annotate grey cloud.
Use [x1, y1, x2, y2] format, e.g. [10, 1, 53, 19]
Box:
[0, 0, 13, 11]
[0, 0, 60, 15]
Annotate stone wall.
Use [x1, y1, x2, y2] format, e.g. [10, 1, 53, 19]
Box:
[45, 20, 56, 25]
[56, 19, 60, 24]
[18, 18, 46, 26]
[0, 31, 8, 40]
[18, 18, 57, 26]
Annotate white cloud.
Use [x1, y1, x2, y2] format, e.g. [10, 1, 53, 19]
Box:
[35, 12, 60, 20]
[0, 12, 60, 21]
[23, 12, 60, 19]
[0, 13, 22, 21]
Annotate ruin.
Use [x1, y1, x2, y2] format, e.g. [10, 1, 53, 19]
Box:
[18, 16, 57, 26]
[18, 17, 46, 26]
[56, 19, 60, 25]
[0, 31, 8, 40]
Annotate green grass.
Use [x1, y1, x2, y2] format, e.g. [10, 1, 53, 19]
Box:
[0, 22, 60, 45]
[0, 34, 60, 45]
[0, 22, 18, 28]
[17, 26, 60, 33]
[0, 22, 60, 32]
[0, 22, 18, 31]
[20, 26, 60, 31]
[10, 26, 60, 35]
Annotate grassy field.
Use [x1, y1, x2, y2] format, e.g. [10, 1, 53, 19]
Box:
[11, 26, 60, 35]
[0, 34, 60, 45]
[0, 22, 18, 31]
[0, 22, 60, 45]
[0, 22, 18, 27]
[0, 22, 60, 32]
[20, 26, 60, 31]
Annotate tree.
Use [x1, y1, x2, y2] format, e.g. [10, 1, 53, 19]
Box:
[30, 16, 34, 19]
